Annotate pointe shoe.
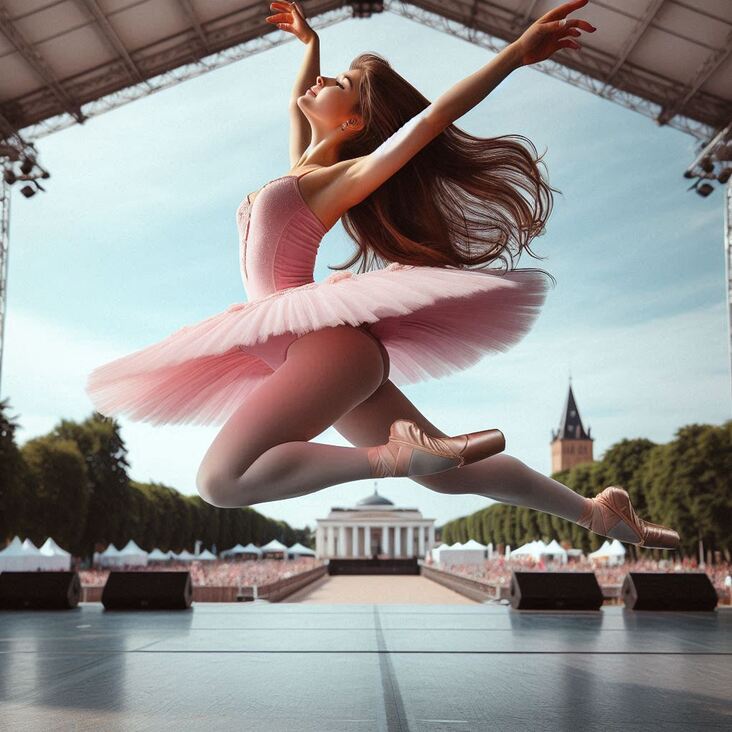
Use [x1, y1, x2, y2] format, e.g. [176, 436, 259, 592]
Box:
[576, 485, 680, 550]
[367, 418, 506, 478]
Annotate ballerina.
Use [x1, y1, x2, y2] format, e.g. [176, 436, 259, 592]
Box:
[85, 0, 679, 550]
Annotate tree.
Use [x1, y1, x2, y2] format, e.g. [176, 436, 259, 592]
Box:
[52, 412, 131, 556]
[20, 436, 90, 554]
[0, 398, 30, 543]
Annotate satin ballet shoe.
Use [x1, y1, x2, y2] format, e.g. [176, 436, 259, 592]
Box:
[576, 485, 680, 550]
[367, 418, 506, 478]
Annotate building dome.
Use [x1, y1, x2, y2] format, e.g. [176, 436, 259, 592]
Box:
[357, 488, 394, 507]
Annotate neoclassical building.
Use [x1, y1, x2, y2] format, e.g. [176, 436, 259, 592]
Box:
[315, 486, 436, 559]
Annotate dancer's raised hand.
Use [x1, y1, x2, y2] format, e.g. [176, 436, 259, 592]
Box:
[266, 1, 316, 44]
[514, 0, 596, 66]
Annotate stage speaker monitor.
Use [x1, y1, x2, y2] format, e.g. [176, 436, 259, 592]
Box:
[101, 571, 192, 610]
[510, 571, 603, 610]
[0, 571, 81, 609]
[622, 572, 718, 611]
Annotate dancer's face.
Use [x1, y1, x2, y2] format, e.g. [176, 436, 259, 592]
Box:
[297, 68, 364, 132]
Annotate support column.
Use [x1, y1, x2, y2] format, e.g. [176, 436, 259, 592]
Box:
[395, 525, 401, 557]
[352, 525, 359, 557]
[406, 525, 414, 557]
[365, 526, 371, 556]
[418, 525, 425, 557]
[327, 525, 335, 557]
[383, 525, 390, 556]
[428, 525, 435, 551]
[339, 525, 346, 557]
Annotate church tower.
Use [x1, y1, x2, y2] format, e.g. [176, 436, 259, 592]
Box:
[551, 378, 594, 473]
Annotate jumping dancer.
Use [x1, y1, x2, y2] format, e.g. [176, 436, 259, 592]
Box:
[86, 0, 679, 550]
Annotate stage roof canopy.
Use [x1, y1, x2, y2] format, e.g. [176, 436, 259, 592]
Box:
[1, 0, 730, 144]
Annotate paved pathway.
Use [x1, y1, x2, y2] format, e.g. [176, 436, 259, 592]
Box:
[283, 573, 478, 603]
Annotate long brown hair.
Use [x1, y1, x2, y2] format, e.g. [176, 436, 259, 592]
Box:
[330, 52, 558, 287]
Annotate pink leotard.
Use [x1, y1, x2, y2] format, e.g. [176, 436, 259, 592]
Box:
[235, 170, 390, 381]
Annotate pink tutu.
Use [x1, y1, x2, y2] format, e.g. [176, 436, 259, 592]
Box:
[85, 262, 549, 426]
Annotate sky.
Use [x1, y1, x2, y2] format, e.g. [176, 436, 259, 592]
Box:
[6, 11, 729, 533]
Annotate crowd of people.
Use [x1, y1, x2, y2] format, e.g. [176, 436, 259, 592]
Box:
[435, 555, 732, 603]
[79, 556, 323, 589]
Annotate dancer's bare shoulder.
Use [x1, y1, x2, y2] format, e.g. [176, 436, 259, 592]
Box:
[292, 158, 364, 232]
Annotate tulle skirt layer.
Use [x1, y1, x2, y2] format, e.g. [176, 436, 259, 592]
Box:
[85, 263, 551, 426]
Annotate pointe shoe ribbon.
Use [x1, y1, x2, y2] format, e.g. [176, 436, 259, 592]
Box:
[368, 418, 506, 479]
[577, 485, 680, 550]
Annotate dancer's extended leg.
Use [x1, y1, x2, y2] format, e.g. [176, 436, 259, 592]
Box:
[333, 379, 590, 524]
[195, 326, 460, 509]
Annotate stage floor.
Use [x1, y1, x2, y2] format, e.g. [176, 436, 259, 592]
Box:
[1, 603, 730, 731]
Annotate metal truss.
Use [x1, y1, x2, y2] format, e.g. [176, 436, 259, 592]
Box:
[14, 1, 727, 145]
[385, 0, 723, 143]
[17, 6, 353, 143]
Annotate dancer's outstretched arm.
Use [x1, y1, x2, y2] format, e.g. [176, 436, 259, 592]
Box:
[341, 0, 595, 208]
[266, 1, 321, 167]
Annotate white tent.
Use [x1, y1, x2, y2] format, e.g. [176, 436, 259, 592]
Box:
[174, 549, 196, 561]
[287, 542, 315, 557]
[221, 542, 263, 558]
[590, 540, 610, 554]
[241, 542, 262, 556]
[606, 539, 626, 558]
[39, 537, 72, 570]
[117, 540, 148, 567]
[98, 543, 121, 567]
[196, 549, 218, 561]
[511, 540, 548, 561]
[0, 536, 72, 571]
[0, 536, 45, 571]
[221, 543, 247, 558]
[147, 548, 171, 561]
[589, 538, 626, 565]
[260, 539, 288, 555]
[543, 539, 569, 564]
[430, 543, 452, 563]
[436, 541, 485, 565]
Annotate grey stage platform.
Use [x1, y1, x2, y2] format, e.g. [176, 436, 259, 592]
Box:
[1, 603, 730, 731]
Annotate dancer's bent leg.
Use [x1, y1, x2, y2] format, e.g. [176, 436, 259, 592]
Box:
[195, 326, 459, 509]
[333, 379, 589, 524]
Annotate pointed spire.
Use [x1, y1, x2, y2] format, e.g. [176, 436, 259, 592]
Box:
[556, 379, 590, 440]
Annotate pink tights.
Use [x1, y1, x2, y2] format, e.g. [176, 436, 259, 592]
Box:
[196, 325, 589, 526]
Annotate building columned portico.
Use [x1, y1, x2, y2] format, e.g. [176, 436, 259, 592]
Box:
[315, 486, 436, 559]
